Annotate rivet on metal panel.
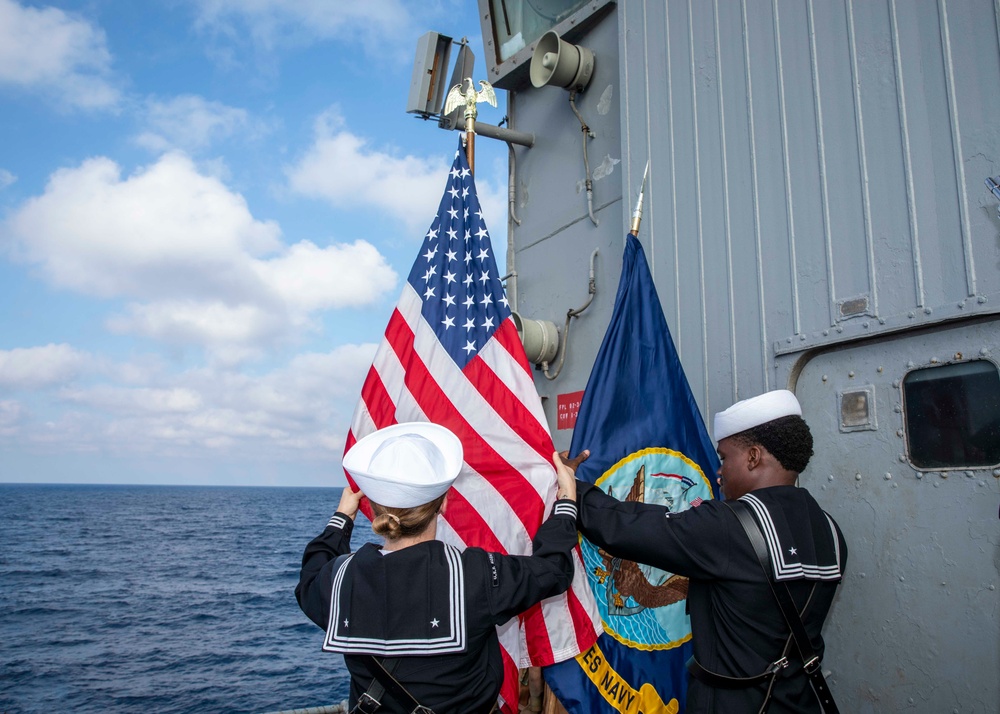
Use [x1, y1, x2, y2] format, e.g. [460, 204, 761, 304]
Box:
[981, 348, 990, 356]
[862, 322, 869, 328]
[848, 371, 855, 378]
[940, 471, 947, 479]
[933, 482, 939, 488]
[878, 318, 885, 325]
[836, 326, 844, 333]
[893, 405, 901, 413]
[954, 353, 962, 361]
[892, 483, 897, 489]
[966, 471, 975, 478]
[877, 366, 883, 373]
[859, 572, 866, 578]
[915, 471, 923, 478]
[828, 475, 834, 481]
[908, 311, 915, 318]
[906, 361, 914, 368]
[800, 334, 806, 341]
[884, 473, 892, 480]
[899, 454, 907, 462]
[930, 357, 939, 364]
[990, 585, 996, 591]
[925, 307, 933, 314]
[855, 473, 862, 481]
[896, 429, 903, 437]
[957, 301, 965, 309]
[992, 468, 1000, 478]
[787, 337, 792, 344]
[822, 375, 828, 382]
[899, 576, 905, 582]
[978, 296, 987, 304]
[892, 380, 900, 388]
[823, 329, 829, 336]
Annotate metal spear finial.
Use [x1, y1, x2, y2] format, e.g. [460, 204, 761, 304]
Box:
[630, 160, 650, 236]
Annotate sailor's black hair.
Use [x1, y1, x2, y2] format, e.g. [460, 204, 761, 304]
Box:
[732, 414, 814, 474]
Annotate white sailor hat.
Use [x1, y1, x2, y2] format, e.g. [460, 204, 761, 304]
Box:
[343, 422, 464, 508]
[713, 389, 802, 442]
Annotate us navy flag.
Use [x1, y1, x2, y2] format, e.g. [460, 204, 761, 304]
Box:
[543, 234, 721, 713]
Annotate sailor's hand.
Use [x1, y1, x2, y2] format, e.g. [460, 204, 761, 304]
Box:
[553, 452, 578, 502]
[337, 485, 364, 520]
[557, 449, 590, 475]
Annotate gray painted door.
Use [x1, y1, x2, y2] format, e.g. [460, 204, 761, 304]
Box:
[795, 317, 1000, 712]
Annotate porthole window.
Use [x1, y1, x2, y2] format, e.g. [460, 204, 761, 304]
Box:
[902, 360, 1000, 469]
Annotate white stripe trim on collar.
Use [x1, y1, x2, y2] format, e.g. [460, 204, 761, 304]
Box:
[322, 544, 467, 656]
[740, 493, 843, 581]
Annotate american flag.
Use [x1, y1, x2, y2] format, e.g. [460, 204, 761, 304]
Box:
[344, 144, 601, 712]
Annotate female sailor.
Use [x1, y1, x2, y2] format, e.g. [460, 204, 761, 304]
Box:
[295, 422, 579, 714]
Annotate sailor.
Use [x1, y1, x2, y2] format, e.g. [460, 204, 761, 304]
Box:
[567, 389, 848, 713]
[295, 422, 579, 714]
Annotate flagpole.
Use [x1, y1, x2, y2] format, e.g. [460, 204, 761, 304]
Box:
[465, 110, 476, 175]
[445, 79, 497, 177]
[629, 160, 650, 236]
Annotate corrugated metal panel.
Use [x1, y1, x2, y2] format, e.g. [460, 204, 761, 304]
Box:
[621, 0, 1000, 413]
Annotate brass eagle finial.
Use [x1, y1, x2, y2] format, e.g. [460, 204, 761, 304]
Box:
[444, 78, 497, 120]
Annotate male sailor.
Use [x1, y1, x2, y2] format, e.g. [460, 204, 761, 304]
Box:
[567, 389, 847, 713]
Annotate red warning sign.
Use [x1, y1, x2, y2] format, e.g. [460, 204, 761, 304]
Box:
[556, 390, 585, 430]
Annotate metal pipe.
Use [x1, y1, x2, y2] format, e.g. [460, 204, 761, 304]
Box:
[508, 143, 522, 227]
[542, 248, 599, 380]
[569, 91, 599, 227]
[452, 117, 534, 148]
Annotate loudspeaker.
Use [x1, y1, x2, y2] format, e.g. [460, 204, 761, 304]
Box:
[529, 31, 595, 91]
[511, 312, 559, 364]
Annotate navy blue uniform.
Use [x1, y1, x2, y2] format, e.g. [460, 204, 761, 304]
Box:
[577, 482, 847, 713]
[296, 500, 578, 714]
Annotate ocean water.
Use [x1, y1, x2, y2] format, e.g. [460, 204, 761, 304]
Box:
[0, 484, 379, 714]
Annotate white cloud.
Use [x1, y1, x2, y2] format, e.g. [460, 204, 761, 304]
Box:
[190, 0, 414, 56]
[3, 344, 377, 460]
[0, 344, 92, 389]
[1, 152, 398, 356]
[62, 385, 203, 414]
[286, 114, 445, 235]
[0, 0, 120, 110]
[0, 168, 16, 190]
[253, 240, 396, 312]
[135, 95, 257, 153]
[106, 301, 287, 357]
[0, 400, 24, 436]
[5, 152, 281, 297]
[286, 109, 509, 240]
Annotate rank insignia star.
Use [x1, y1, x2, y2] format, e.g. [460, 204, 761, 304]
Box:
[789, 547, 797, 556]
[430, 618, 440, 628]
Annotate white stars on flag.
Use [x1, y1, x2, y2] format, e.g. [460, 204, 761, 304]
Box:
[403, 146, 513, 369]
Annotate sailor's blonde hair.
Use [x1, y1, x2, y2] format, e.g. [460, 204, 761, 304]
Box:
[370, 495, 446, 540]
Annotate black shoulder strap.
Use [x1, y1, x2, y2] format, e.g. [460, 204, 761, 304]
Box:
[726, 500, 840, 714]
[357, 656, 435, 714]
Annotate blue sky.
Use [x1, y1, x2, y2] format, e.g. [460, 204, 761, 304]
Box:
[0, 0, 510, 487]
